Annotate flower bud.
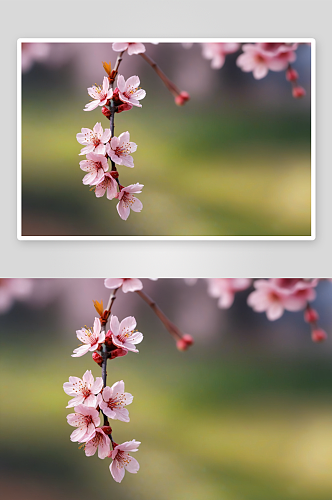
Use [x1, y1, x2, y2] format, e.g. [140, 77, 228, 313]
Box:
[105, 330, 113, 348]
[285, 68, 298, 82]
[311, 329, 327, 342]
[109, 347, 128, 359]
[102, 106, 111, 119]
[304, 308, 319, 323]
[176, 334, 194, 351]
[175, 91, 190, 106]
[292, 86, 306, 98]
[100, 425, 113, 435]
[92, 352, 103, 366]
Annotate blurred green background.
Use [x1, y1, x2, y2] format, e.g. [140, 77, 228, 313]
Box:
[21, 43, 312, 236]
[1, 278, 332, 500]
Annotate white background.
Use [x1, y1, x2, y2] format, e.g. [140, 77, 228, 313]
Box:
[3, 0, 331, 277]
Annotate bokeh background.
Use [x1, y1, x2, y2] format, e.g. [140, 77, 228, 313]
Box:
[2, 278, 332, 500]
[21, 42, 312, 236]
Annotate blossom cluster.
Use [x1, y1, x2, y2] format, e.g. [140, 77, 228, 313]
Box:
[64, 307, 143, 482]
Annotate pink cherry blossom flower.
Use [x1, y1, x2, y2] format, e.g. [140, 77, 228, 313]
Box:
[79, 152, 109, 186]
[72, 317, 105, 357]
[109, 440, 140, 483]
[110, 315, 143, 352]
[76, 123, 111, 156]
[63, 370, 103, 408]
[84, 428, 111, 459]
[104, 278, 143, 293]
[112, 42, 146, 55]
[236, 43, 297, 79]
[97, 380, 133, 422]
[201, 42, 240, 69]
[117, 75, 146, 107]
[67, 404, 100, 443]
[207, 278, 252, 308]
[106, 131, 137, 168]
[94, 173, 118, 200]
[84, 76, 113, 111]
[116, 184, 143, 221]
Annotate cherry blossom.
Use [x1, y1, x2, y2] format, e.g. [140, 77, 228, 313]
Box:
[236, 43, 297, 80]
[109, 440, 140, 483]
[104, 278, 143, 293]
[67, 404, 100, 443]
[116, 184, 144, 220]
[76, 123, 111, 156]
[84, 76, 113, 111]
[117, 75, 146, 107]
[79, 152, 109, 186]
[72, 317, 105, 357]
[97, 381, 133, 422]
[63, 370, 103, 408]
[106, 131, 137, 168]
[110, 315, 143, 352]
[207, 278, 252, 308]
[94, 173, 118, 200]
[84, 428, 111, 459]
[112, 42, 146, 55]
[202, 42, 240, 69]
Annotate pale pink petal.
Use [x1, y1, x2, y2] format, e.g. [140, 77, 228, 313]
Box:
[266, 303, 284, 321]
[105, 278, 124, 289]
[84, 394, 97, 407]
[84, 100, 99, 111]
[130, 197, 143, 212]
[91, 377, 103, 394]
[72, 344, 91, 357]
[125, 456, 140, 473]
[117, 200, 131, 220]
[117, 75, 125, 93]
[120, 316, 137, 332]
[82, 370, 94, 387]
[122, 279, 143, 293]
[127, 43, 146, 55]
[66, 395, 84, 408]
[110, 315, 120, 335]
[112, 43, 129, 52]
[110, 461, 125, 483]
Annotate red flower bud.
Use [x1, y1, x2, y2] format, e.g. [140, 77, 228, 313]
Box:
[286, 68, 299, 82]
[92, 352, 103, 366]
[175, 91, 190, 106]
[176, 334, 194, 351]
[105, 330, 114, 348]
[311, 329, 327, 343]
[292, 86, 306, 98]
[100, 425, 113, 435]
[304, 308, 319, 323]
[101, 106, 111, 119]
[109, 347, 128, 359]
[116, 102, 133, 113]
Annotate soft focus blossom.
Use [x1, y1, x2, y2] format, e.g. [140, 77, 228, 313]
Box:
[79, 152, 109, 186]
[97, 380, 133, 422]
[116, 184, 144, 220]
[112, 42, 146, 55]
[94, 172, 118, 200]
[0, 278, 33, 313]
[176, 334, 194, 351]
[117, 75, 146, 107]
[104, 278, 143, 293]
[63, 370, 103, 408]
[202, 42, 240, 69]
[110, 315, 143, 352]
[76, 123, 111, 156]
[109, 440, 140, 483]
[84, 428, 111, 459]
[67, 404, 100, 443]
[106, 131, 137, 168]
[236, 43, 297, 79]
[22, 43, 50, 73]
[247, 279, 317, 321]
[72, 317, 105, 357]
[207, 278, 252, 308]
[84, 76, 113, 111]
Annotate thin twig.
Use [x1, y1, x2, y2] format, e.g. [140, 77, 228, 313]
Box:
[140, 52, 181, 97]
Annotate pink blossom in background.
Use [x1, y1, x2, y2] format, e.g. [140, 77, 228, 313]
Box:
[104, 278, 143, 293]
[207, 278, 252, 308]
[67, 404, 100, 443]
[116, 183, 144, 220]
[97, 380, 133, 422]
[247, 279, 316, 321]
[84, 76, 113, 111]
[76, 123, 111, 156]
[202, 43, 241, 69]
[106, 131, 137, 168]
[63, 370, 103, 408]
[72, 317, 105, 357]
[94, 172, 118, 200]
[109, 440, 140, 483]
[110, 315, 143, 352]
[117, 75, 146, 107]
[112, 42, 146, 55]
[84, 428, 111, 459]
[22, 43, 51, 73]
[236, 43, 297, 80]
[79, 152, 109, 186]
[0, 278, 33, 313]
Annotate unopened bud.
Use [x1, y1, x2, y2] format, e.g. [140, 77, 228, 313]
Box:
[92, 352, 103, 366]
[105, 330, 113, 348]
[292, 86, 306, 98]
[304, 308, 319, 323]
[100, 425, 113, 435]
[109, 347, 128, 359]
[311, 329, 327, 342]
[102, 106, 111, 119]
[286, 68, 298, 81]
[176, 334, 194, 351]
[116, 102, 133, 113]
[175, 91, 190, 106]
